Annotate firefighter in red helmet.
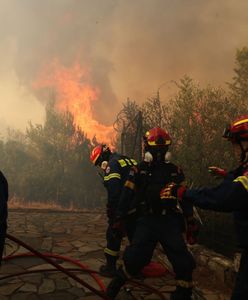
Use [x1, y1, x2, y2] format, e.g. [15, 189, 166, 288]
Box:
[106, 127, 196, 300]
[90, 144, 137, 277]
[162, 115, 248, 299]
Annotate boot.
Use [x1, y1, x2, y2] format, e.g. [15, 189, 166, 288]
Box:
[170, 286, 192, 300]
[106, 267, 128, 299]
[99, 253, 117, 277]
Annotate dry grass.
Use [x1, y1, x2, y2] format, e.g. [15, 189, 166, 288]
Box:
[8, 197, 82, 212]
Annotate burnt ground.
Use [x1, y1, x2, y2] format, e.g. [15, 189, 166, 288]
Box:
[0, 209, 232, 300]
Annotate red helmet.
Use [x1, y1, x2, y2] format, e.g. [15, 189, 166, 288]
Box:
[90, 144, 111, 166]
[90, 145, 103, 165]
[223, 114, 248, 142]
[144, 127, 172, 147]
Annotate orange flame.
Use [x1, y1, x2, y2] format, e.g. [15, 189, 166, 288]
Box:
[33, 59, 116, 146]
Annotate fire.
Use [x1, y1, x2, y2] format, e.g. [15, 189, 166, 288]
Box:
[33, 59, 116, 146]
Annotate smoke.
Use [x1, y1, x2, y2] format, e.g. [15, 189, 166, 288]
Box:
[0, 0, 248, 132]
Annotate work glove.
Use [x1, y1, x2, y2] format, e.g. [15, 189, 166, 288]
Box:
[186, 217, 200, 245]
[160, 183, 187, 201]
[208, 166, 227, 178]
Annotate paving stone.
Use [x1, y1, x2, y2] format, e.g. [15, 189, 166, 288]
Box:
[14, 247, 31, 255]
[68, 286, 86, 297]
[53, 246, 69, 253]
[0, 282, 24, 295]
[65, 251, 83, 258]
[29, 264, 56, 271]
[56, 241, 72, 247]
[59, 261, 77, 268]
[4, 243, 18, 256]
[71, 241, 85, 248]
[11, 292, 34, 300]
[68, 277, 85, 289]
[24, 294, 40, 300]
[48, 272, 68, 279]
[39, 291, 76, 300]
[38, 278, 56, 294]
[5, 279, 22, 284]
[0, 263, 25, 274]
[98, 240, 106, 248]
[41, 237, 53, 251]
[55, 278, 71, 290]
[50, 227, 66, 234]
[78, 244, 100, 254]
[19, 283, 37, 293]
[10, 257, 44, 269]
[22, 274, 43, 285]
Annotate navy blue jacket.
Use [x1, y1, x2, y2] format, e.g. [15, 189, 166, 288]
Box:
[117, 160, 193, 217]
[103, 153, 137, 209]
[183, 165, 248, 248]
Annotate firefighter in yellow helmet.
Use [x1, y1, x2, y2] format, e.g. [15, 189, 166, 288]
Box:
[106, 127, 196, 300]
[90, 144, 137, 277]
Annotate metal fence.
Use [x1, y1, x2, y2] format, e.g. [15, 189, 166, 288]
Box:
[197, 210, 237, 258]
[114, 110, 143, 162]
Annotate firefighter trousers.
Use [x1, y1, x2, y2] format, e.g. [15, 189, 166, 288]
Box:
[123, 213, 196, 282]
[105, 213, 137, 257]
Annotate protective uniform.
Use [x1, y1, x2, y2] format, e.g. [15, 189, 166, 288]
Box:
[163, 115, 248, 300]
[0, 171, 8, 264]
[106, 128, 196, 300]
[183, 166, 248, 299]
[90, 145, 137, 276]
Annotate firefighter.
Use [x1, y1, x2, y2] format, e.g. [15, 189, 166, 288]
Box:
[0, 170, 8, 265]
[162, 114, 248, 300]
[106, 127, 196, 300]
[90, 144, 137, 277]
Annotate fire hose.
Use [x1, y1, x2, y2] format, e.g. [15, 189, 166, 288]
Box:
[2, 233, 167, 300]
[5, 233, 110, 300]
[3, 252, 106, 292]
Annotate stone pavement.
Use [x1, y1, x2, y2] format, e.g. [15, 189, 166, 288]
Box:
[0, 209, 232, 300]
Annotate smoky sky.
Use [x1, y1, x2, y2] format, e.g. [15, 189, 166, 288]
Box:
[0, 0, 248, 132]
